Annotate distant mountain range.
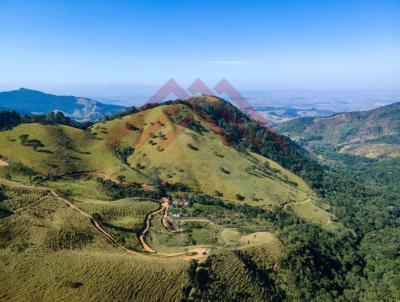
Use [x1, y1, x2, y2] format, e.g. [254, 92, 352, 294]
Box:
[0, 88, 125, 121]
[276, 102, 400, 158]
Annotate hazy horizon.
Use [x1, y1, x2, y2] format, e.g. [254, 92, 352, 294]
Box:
[1, 85, 399, 113]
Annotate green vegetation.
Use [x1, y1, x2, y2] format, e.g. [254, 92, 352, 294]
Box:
[0, 101, 326, 224]
[0, 97, 399, 301]
[277, 101, 400, 159]
[0, 179, 188, 301]
[0, 109, 84, 131]
[0, 110, 21, 130]
[275, 101, 400, 300]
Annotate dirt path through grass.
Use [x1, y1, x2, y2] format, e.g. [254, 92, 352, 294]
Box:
[138, 198, 210, 260]
[137, 199, 167, 253]
[85, 171, 155, 189]
[47, 189, 150, 257]
[0, 161, 209, 260]
[48, 188, 208, 260]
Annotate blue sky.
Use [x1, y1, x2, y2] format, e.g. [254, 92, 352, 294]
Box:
[0, 0, 399, 90]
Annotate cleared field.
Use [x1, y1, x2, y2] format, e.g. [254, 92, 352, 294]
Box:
[0, 250, 188, 302]
[148, 217, 220, 252]
[0, 180, 189, 302]
[287, 198, 341, 231]
[71, 196, 157, 251]
[219, 228, 241, 244]
[45, 179, 111, 200]
[237, 232, 284, 266]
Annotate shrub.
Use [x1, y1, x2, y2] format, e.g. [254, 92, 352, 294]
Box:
[18, 134, 44, 150]
[220, 167, 231, 174]
[117, 175, 126, 184]
[19, 134, 29, 145]
[29, 139, 45, 150]
[187, 143, 199, 151]
[0, 185, 5, 201]
[136, 162, 145, 169]
[114, 146, 134, 163]
[92, 212, 103, 222]
[214, 190, 223, 197]
[96, 178, 162, 200]
[125, 122, 140, 131]
[235, 194, 245, 201]
[0, 110, 21, 130]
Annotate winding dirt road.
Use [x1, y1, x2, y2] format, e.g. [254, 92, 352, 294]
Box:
[137, 198, 209, 260]
[0, 161, 208, 260]
[49, 189, 208, 260]
[137, 198, 168, 253]
[47, 189, 146, 257]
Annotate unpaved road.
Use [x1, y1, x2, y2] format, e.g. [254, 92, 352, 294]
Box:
[138, 198, 210, 260]
[137, 199, 167, 253]
[65, 171, 153, 188]
[0, 161, 208, 260]
[47, 189, 147, 257]
[49, 189, 208, 260]
[86, 171, 155, 189]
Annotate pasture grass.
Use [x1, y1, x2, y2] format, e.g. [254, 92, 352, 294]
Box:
[0, 179, 189, 302]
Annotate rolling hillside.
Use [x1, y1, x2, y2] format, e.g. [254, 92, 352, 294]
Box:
[0, 97, 335, 226]
[0, 88, 124, 121]
[0, 96, 347, 301]
[276, 101, 400, 158]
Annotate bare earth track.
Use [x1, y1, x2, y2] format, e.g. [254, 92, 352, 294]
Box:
[0, 161, 209, 260]
[49, 189, 209, 260]
[137, 197, 209, 260]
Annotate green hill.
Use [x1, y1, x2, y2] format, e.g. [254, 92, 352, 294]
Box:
[0, 97, 349, 301]
[0, 98, 334, 226]
[276, 102, 400, 159]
